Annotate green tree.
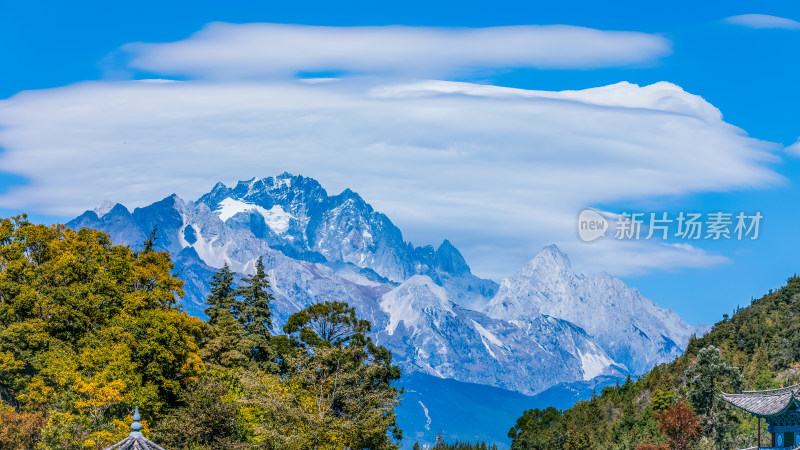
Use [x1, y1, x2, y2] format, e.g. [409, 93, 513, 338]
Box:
[199, 307, 250, 369]
[152, 371, 247, 450]
[283, 301, 370, 347]
[685, 346, 742, 448]
[201, 263, 254, 370]
[204, 263, 236, 325]
[142, 225, 158, 254]
[265, 301, 402, 449]
[509, 406, 566, 450]
[234, 256, 274, 336]
[233, 257, 276, 368]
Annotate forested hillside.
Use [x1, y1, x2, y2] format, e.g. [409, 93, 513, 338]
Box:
[509, 275, 800, 449]
[0, 216, 401, 449]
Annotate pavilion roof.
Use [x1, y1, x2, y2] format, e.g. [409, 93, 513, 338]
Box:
[102, 406, 166, 450]
[721, 384, 800, 417]
[103, 435, 167, 450]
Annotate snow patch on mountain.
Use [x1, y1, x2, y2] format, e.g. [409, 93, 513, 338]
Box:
[331, 265, 385, 287]
[93, 200, 115, 218]
[577, 346, 616, 381]
[380, 276, 454, 335]
[419, 401, 432, 431]
[471, 319, 505, 358]
[187, 230, 231, 268]
[215, 197, 293, 233]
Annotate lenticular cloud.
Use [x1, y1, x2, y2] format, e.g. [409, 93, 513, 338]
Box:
[123, 22, 672, 79]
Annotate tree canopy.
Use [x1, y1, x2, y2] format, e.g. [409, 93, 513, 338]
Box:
[0, 216, 204, 449]
[0, 216, 404, 449]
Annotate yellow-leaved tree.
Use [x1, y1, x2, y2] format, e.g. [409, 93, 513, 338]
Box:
[0, 216, 204, 449]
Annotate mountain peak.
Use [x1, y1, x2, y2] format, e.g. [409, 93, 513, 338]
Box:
[540, 244, 569, 259]
[93, 200, 115, 218]
[108, 203, 131, 217]
[486, 244, 696, 374]
[434, 239, 471, 276]
[525, 244, 572, 272]
[338, 187, 361, 199]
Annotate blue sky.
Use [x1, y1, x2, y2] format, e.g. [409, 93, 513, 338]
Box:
[1, 0, 799, 325]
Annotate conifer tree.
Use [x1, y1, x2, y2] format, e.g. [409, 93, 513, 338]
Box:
[205, 263, 235, 325]
[232, 256, 277, 366]
[234, 256, 273, 337]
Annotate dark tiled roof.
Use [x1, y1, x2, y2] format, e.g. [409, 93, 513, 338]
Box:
[721, 384, 800, 417]
[103, 436, 167, 450]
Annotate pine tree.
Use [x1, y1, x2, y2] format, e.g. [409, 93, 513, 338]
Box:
[205, 263, 235, 325]
[234, 256, 274, 336]
[200, 309, 250, 369]
[233, 256, 277, 366]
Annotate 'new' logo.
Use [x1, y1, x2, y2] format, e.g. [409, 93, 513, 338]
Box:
[577, 208, 608, 242]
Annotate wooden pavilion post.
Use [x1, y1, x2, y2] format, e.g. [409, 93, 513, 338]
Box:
[757, 417, 760, 450]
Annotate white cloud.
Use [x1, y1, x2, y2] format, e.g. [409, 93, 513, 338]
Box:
[0, 78, 781, 278]
[724, 14, 800, 30]
[564, 240, 731, 277]
[122, 23, 671, 79]
[786, 137, 800, 155]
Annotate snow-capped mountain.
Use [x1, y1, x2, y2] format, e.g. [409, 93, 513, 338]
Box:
[485, 245, 699, 374]
[374, 275, 623, 394]
[67, 173, 698, 397]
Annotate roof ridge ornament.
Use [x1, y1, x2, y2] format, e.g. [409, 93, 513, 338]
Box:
[130, 406, 143, 437]
[103, 407, 167, 450]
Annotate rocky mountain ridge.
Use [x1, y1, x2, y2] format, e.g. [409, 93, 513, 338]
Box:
[68, 173, 701, 396]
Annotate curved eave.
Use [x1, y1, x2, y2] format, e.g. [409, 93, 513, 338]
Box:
[721, 392, 800, 418]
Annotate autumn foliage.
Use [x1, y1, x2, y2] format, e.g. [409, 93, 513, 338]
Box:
[654, 400, 701, 450]
[0, 216, 204, 448]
